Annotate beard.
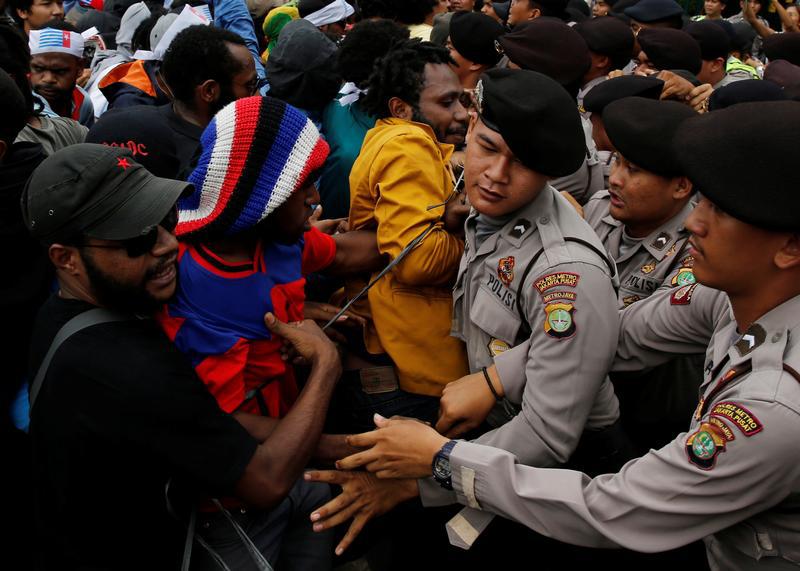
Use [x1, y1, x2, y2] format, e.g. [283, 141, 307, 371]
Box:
[81, 249, 174, 315]
[411, 107, 467, 147]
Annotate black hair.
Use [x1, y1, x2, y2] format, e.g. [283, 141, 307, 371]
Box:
[160, 25, 247, 103]
[337, 18, 409, 87]
[361, 38, 454, 118]
[8, 0, 33, 27]
[394, 0, 436, 25]
[0, 69, 28, 146]
[357, 0, 399, 19]
[131, 6, 167, 52]
[0, 22, 39, 118]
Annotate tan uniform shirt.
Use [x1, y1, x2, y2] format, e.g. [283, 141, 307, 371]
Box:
[447, 289, 800, 569]
[419, 185, 621, 513]
[584, 192, 696, 308]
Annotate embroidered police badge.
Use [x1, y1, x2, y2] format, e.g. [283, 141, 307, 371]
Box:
[685, 423, 727, 470]
[671, 268, 696, 287]
[497, 256, 515, 287]
[543, 303, 576, 339]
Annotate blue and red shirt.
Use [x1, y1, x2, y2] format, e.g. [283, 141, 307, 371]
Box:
[159, 227, 336, 417]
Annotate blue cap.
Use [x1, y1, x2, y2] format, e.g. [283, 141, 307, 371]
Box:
[624, 0, 683, 22]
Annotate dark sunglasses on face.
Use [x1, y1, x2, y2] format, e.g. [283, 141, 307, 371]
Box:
[79, 206, 179, 258]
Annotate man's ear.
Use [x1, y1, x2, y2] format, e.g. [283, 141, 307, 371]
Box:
[774, 234, 800, 270]
[672, 176, 693, 200]
[388, 96, 414, 121]
[49, 244, 82, 275]
[197, 79, 221, 104]
[16, 7, 29, 20]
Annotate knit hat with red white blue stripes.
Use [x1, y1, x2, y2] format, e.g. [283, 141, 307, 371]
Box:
[176, 95, 329, 238]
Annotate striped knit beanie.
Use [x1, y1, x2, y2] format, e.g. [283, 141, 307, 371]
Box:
[176, 95, 329, 237]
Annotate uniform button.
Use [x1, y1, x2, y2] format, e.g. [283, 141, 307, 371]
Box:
[772, 332, 782, 343]
[240, 507, 247, 515]
[202, 521, 211, 529]
[539, 216, 550, 225]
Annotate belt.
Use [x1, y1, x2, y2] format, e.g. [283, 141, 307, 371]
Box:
[342, 365, 400, 395]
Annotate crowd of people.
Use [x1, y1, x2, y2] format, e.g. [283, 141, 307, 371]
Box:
[2, 0, 800, 569]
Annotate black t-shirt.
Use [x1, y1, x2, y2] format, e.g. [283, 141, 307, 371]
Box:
[155, 103, 204, 178]
[30, 296, 258, 570]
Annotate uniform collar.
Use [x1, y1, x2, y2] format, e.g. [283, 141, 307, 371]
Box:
[605, 200, 694, 262]
[500, 184, 555, 248]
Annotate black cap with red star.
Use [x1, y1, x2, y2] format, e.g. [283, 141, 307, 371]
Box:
[21, 143, 191, 245]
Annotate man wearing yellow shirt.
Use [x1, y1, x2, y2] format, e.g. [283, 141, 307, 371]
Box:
[333, 39, 469, 432]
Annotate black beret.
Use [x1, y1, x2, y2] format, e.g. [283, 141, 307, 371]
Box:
[730, 22, 756, 54]
[764, 59, 800, 88]
[449, 11, 505, 65]
[686, 20, 731, 61]
[674, 101, 800, 231]
[603, 97, 696, 177]
[708, 79, 786, 111]
[624, 0, 682, 22]
[490, 1, 511, 21]
[764, 32, 800, 67]
[638, 28, 703, 75]
[574, 17, 634, 70]
[497, 18, 591, 90]
[478, 68, 586, 176]
[583, 75, 664, 113]
[566, 0, 591, 22]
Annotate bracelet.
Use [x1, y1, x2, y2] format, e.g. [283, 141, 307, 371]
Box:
[482, 367, 501, 402]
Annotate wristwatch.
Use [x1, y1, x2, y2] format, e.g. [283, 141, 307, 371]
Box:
[432, 440, 458, 490]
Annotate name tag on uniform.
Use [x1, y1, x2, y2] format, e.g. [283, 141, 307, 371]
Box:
[359, 366, 399, 394]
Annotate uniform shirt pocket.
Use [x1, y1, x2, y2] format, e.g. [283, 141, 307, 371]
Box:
[469, 285, 522, 343]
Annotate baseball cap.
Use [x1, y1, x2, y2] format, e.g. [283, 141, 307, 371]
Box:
[22, 144, 191, 244]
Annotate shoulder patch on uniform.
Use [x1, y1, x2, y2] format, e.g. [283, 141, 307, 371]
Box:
[671, 267, 696, 287]
[535, 272, 580, 293]
[543, 302, 576, 339]
[664, 243, 678, 258]
[680, 255, 694, 268]
[708, 417, 735, 441]
[685, 422, 727, 470]
[710, 401, 763, 437]
[670, 283, 698, 305]
[651, 232, 671, 250]
[497, 256, 515, 286]
[542, 291, 577, 304]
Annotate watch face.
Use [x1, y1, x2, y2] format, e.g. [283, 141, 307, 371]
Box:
[434, 455, 451, 479]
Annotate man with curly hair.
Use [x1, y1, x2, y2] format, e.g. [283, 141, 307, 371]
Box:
[333, 39, 469, 433]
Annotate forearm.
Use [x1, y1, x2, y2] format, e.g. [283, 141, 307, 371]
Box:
[747, 13, 775, 37]
[233, 411, 279, 442]
[327, 231, 387, 277]
[236, 356, 342, 506]
[391, 226, 464, 286]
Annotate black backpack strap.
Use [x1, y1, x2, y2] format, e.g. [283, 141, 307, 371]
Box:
[515, 238, 616, 338]
[29, 308, 130, 410]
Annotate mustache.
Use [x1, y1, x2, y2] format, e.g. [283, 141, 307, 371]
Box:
[145, 255, 177, 280]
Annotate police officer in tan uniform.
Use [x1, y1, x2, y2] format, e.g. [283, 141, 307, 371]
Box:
[317, 101, 800, 570]
[584, 97, 704, 455]
[446, 69, 623, 474]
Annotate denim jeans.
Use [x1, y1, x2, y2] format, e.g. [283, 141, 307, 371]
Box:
[191, 479, 334, 571]
[326, 371, 440, 435]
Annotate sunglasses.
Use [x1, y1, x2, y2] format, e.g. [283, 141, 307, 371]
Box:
[79, 206, 178, 258]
